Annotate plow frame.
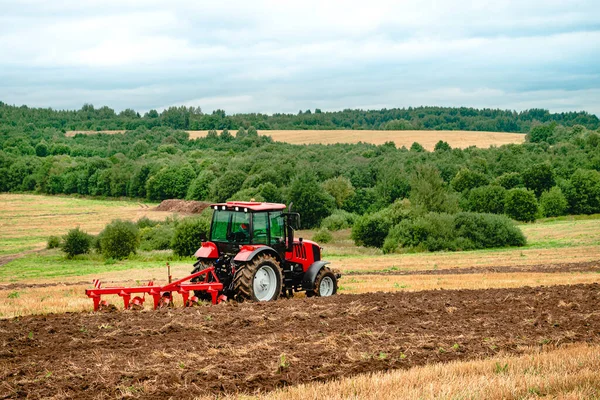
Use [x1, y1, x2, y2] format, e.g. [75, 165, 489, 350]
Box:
[85, 266, 224, 311]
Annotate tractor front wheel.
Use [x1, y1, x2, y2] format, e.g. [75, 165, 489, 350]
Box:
[233, 254, 282, 302]
[307, 267, 338, 297]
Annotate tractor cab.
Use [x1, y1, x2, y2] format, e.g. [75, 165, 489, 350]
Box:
[206, 201, 298, 258]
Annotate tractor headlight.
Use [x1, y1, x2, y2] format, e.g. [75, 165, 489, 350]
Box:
[244, 208, 248, 212]
[235, 207, 239, 211]
[222, 206, 226, 210]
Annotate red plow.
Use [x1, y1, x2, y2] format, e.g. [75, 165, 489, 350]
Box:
[85, 265, 225, 311]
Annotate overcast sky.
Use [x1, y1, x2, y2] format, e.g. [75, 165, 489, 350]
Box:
[1, 1, 599, 115]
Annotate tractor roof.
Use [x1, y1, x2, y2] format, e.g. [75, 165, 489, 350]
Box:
[211, 201, 287, 212]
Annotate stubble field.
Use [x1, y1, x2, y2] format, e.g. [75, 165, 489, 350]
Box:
[0, 194, 599, 399]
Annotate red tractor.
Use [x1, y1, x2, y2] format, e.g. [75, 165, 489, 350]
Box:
[86, 201, 339, 309]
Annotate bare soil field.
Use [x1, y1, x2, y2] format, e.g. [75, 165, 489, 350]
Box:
[155, 199, 211, 214]
[65, 130, 525, 150]
[1, 284, 598, 399]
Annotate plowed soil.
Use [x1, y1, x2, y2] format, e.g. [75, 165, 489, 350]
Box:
[1, 284, 599, 399]
[155, 199, 210, 214]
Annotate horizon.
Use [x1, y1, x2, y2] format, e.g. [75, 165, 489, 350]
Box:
[1, 1, 599, 115]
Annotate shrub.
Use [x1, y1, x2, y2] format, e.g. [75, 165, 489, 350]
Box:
[321, 210, 357, 231]
[312, 229, 333, 244]
[467, 185, 507, 214]
[98, 220, 140, 259]
[383, 212, 525, 253]
[454, 212, 526, 248]
[451, 168, 489, 193]
[540, 187, 568, 217]
[351, 210, 392, 248]
[171, 218, 210, 257]
[136, 216, 160, 229]
[146, 163, 197, 200]
[342, 188, 378, 215]
[61, 228, 93, 258]
[47, 235, 61, 249]
[139, 224, 175, 251]
[504, 188, 539, 222]
[210, 170, 247, 202]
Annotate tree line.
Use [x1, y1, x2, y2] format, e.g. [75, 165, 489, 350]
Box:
[1, 102, 598, 132]
[2, 105, 600, 253]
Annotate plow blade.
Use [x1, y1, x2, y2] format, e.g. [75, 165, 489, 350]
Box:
[85, 266, 224, 311]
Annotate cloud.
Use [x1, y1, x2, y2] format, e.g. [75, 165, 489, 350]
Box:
[0, 0, 598, 115]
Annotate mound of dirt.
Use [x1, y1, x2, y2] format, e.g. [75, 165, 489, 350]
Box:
[155, 199, 211, 214]
[1, 283, 599, 398]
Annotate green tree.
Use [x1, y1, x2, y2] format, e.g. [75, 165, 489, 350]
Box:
[146, 163, 197, 201]
[186, 170, 217, 201]
[504, 188, 539, 222]
[434, 140, 451, 152]
[410, 165, 459, 214]
[288, 173, 336, 228]
[35, 141, 49, 157]
[522, 162, 555, 197]
[410, 142, 425, 152]
[567, 169, 600, 214]
[451, 168, 489, 192]
[322, 176, 355, 208]
[467, 185, 507, 214]
[210, 170, 247, 202]
[236, 127, 247, 139]
[496, 172, 522, 189]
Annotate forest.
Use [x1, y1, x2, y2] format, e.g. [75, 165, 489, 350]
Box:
[1, 104, 600, 253]
[1, 102, 599, 132]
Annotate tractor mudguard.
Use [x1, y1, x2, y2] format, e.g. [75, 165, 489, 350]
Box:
[194, 242, 218, 259]
[302, 261, 331, 290]
[233, 245, 281, 263]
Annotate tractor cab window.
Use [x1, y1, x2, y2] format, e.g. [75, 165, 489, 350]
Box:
[269, 211, 284, 245]
[252, 212, 269, 244]
[210, 210, 251, 243]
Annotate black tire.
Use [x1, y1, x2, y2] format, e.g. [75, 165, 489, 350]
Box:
[306, 267, 338, 297]
[191, 260, 214, 300]
[233, 254, 283, 302]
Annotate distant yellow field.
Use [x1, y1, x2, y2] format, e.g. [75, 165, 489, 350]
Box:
[66, 130, 525, 150]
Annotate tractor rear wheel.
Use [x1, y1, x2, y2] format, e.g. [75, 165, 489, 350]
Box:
[307, 267, 337, 297]
[233, 254, 282, 302]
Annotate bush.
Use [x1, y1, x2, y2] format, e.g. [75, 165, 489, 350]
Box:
[136, 216, 160, 229]
[47, 235, 61, 249]
[210, 170, 247, 202]
[171, 218, 210, 257]
[351, 210, 392, 248]
[540, 187, 568, 217]
[312, 229, 333, 244]
[98, 220, 140, 259]
[321, 210, 357, 231]
[467, 185, 507, 214]
[411, 165, 459, 214]
[139, 224, 175, 251]
[322, 176, 355, 208]
[383, 212, 525, 253]
[504, 188, 539, 222]
[61, 228, 93, 258]
[454, 212, 526, 248]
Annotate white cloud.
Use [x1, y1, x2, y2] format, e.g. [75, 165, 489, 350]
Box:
[0, 0, 598, 115]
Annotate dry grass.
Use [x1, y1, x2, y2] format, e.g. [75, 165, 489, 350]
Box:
[222, 344, 600, 400]
[64, 129, 525, 150]
[0, 194, 170, 256]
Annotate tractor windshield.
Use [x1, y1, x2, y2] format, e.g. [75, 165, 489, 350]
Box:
[210, 210, 251, 243]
